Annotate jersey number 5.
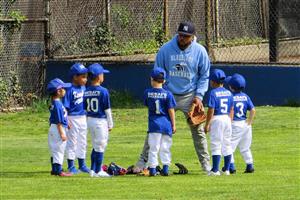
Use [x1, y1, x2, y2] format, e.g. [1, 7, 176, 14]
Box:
[86, 98, 99, 112]
[220, 98, 228, 114]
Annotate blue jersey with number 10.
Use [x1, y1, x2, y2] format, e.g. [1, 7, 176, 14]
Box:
[143, 88, 176, 136]
[84, 85, 111, 118]
[208, 87, 233, 115]
[232, 92, 254, 121]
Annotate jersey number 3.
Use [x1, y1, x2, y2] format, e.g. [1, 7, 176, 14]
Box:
[86, 98, 99, 112]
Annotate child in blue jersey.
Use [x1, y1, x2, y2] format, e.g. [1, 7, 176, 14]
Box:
[62, 63, 90, 174]
[204, 69, 233, 176]
[225, 73, 256, 173]
[144, 68, 176, 176]
[47, 78, 72, 177]
[84, 63, 113, 178]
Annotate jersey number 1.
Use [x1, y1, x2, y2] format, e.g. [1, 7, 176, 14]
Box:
[155, 100, 160, 114]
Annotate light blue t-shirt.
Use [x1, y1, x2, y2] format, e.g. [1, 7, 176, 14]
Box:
[154, 35, 210, 100]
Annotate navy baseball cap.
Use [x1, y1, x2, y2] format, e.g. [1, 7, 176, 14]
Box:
[69, 63, 88, 77]
[177, 22, 195, 36]
[209, 69, 226, 83]
[227, 73, 246, 89]
[88, 63, 110, 78]
[151, 68, 166, 80]
[47, 78, 71, 94]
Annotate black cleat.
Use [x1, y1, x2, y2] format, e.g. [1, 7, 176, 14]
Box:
[244, 168, 254, 173]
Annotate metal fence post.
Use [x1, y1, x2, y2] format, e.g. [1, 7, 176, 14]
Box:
[163, 0, 169, 38]
[269, 0, 279, 63]
[44, 0, 51, 58]
[205, 0, 215, 61]
[105, 0, 111, 31]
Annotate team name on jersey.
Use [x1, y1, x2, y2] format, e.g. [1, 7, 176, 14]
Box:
[84, 90, 101, 97]
[170, 54, 193, 63]
[169, 71, 191, 78]
[73, 91, 84, 105]
[148, 92, 167, 99]
[215, 90, 231, 97]
[233, 95, 248, 102]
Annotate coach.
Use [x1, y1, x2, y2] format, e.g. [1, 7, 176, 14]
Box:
[135, 21, 211, 172]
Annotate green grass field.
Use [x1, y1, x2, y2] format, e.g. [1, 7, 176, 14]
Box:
[0, 106, 299, 199]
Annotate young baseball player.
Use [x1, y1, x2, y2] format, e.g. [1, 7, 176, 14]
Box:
[84, 63, 112, 178]
[144, 68, 176, 176]
[62, 63, 90, 174]
[47, 78, 72, 177]
[225, 73, 256, 173]
[204, 69, 233, 176]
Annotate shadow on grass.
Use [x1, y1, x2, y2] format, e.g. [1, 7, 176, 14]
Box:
[0, 171, 50, 178]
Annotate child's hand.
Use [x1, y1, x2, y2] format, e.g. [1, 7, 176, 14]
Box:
[61, 134, 67, 141]
[204, 124, 210, 134]
[68, 123, 72, 130]
[172, 125, 176, 134]
[108, 127, 113, 132]
[246, 120, 252, 126]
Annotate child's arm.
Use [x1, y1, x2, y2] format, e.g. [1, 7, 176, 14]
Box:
[57, 123, 67, 141]
[247, 108, 256, 125]
[168, 108, 176, 134]
[229, 106, 234, 120]
[105, 109, 113, 131]
[204, 108, 214, 134]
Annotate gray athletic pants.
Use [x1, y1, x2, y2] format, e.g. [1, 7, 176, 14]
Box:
[136, 92, 211, 171]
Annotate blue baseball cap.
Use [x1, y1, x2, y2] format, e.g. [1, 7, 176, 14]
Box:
[69, 63, 88, 77]
[227, 73, 246, 89]
[88, 63, 110, 78]
[177, 21, 195, 36]
[151, 68, 166, 80]
[47, 78, 71, 94]
[209, 69, 226, 83]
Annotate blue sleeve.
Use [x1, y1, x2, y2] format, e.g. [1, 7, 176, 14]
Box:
[62, 88, 71, 111]
[196, 47, 210, 100]
[208, 91, 216, 108]
[247, 95, 255, 110]
[102, 89, 111, 110]
[143, 90, 148, 106]
[54, 103, 65, 124]
[167, 92, 176, 109]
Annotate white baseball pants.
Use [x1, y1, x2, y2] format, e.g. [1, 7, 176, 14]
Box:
[87, 117, 109, 153]
[231, 120, 253, 164]
[148, 133, 172, 168]
[66, 115, 87, 160]
[48, 124, 67, 165]
[210, 115, 232, 156]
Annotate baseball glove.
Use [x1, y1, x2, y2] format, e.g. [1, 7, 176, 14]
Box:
[173, 163, 188, 175]
[187, 103, 206, 126]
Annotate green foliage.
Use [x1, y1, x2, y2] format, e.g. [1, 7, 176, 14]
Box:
[111, 5, 131, 30]
[0, 77, 9, 107]
[112, 39, 159, 55]
[5, 10, 27, 32]
[151, 15, 168, 47]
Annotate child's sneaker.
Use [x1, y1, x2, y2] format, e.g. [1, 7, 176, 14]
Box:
[221, 167, 231, 175]
[208, 171, 221, 176]
[58, 171, 73, 177]
[68, 166, 79, 174]
[79, 165, 90, 173]
[90, 170, 96, 177]
[244, 168, 254, 173]
[96, 170, 111, 178]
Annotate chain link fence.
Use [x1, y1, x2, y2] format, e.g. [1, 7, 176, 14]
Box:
[0, 0, 299, 108]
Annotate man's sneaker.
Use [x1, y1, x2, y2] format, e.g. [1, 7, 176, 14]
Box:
[96, 170, 111, 178]
[208, 171, 221, 176]
[79, 165, 90, 173]
[90, 170, 96, 177]
[68, 166, 79, 174]
[58, 172, 73, 177]
[244, 168, 255, 173]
